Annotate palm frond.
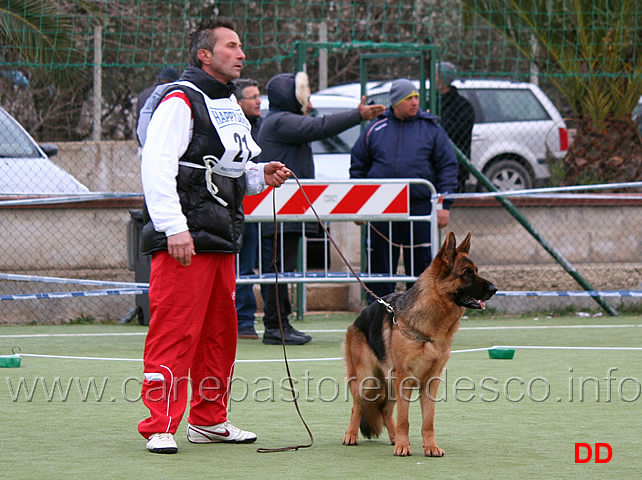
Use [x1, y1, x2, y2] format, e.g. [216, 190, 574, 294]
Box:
[0, 0, 82, 66]
[460, 0, 642, 122]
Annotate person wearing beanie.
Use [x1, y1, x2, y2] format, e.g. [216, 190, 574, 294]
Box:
[389, 78, 420, 109]
[157, 67, 180, 83]
[350, 78, 459, 302]
[257, 71, 385, 345]
[435, 61, 475, 192]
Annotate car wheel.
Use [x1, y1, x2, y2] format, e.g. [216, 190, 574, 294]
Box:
[482, 159, 533, 191]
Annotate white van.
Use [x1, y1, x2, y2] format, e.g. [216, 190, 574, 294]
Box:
[317, 79, 569, 190]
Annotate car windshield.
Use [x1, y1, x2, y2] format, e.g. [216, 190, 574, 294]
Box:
[309, 107, 361, 154]
[0, 109, 40, 158]
[460, 89, 551, 123]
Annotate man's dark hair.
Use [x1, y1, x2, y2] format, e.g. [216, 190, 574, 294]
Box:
[189, 17, 237, 68]
[233, 78, 259, 100]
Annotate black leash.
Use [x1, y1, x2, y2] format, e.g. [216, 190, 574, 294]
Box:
[256, 173, 395, 453]
[286, 174, 395, 313]
[256, 178, 314, 453]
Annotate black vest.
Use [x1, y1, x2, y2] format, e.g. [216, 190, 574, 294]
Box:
[141, 80, 247, 255]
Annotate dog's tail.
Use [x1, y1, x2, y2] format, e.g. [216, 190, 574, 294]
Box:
[359, 370, 388, 439]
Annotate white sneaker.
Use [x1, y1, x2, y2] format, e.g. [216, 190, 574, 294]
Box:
[187, 421, 257, 444]
[146, 432, 178, 454]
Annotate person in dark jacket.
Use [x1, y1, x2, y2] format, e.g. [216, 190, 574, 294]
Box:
[137, 18, 290, 454]
[350, 78, 459, 302]
[257, 72, 385, 345]
[135, 66, 180, 145]
[232, 78, 263, 339]
[436, 61, 475, 192]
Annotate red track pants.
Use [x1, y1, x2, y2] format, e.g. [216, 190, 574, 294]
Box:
[138, 251, 238, 439]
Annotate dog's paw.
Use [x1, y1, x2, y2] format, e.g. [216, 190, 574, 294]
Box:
[393, 443, 412, 456]
[424, 445, 445, 457]
[342, 433, 359, 446]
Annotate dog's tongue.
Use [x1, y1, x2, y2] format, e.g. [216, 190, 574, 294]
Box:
[479, 300, 486, 310]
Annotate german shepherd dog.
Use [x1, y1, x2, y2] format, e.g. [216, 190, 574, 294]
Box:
[343, 232, 497, 457]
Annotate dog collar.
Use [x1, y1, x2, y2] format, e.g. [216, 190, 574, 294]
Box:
[392, 315, 434, 343]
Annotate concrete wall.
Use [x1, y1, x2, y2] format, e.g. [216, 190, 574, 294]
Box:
[54, 140, 142, 193]
[0, 207, 131, 271]
[5, 199, 635, 272]
[50, 139, 641, 266]
[449, 203, 641, 265]
[1, 200, 639, 321]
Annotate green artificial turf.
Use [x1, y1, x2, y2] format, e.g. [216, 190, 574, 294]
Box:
[1, 313, 641, 479]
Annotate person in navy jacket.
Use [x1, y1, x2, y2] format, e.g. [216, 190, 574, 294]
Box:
[350, 78, 459, 302]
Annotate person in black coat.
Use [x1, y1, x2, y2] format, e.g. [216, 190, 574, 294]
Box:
[257, 72, 384, 345]
[436, 62, 475, 192]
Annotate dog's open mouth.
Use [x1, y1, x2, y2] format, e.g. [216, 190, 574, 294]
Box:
[458, 296, 486, 310]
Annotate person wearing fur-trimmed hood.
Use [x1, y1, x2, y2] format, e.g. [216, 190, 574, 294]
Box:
[257, 72, 384, 345]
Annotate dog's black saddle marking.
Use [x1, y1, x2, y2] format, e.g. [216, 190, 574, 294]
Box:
[353, 293, 402, 362]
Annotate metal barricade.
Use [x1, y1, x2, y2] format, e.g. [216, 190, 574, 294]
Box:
[236, 179, 439, 293]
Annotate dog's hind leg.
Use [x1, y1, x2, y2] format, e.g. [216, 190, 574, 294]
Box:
[343, 381, 362, 445]
[343, 327, 387, 445]
[343, 328, 364, 445]
[381, 398, 396, 445]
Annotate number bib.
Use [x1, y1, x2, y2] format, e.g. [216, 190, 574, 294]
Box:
[175, 81, 261, 178]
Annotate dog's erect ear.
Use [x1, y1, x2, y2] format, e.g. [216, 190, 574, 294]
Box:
[437, 232, 457, 270]
[456, 232, 472, 255]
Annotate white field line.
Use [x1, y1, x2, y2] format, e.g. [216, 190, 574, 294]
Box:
[0, 332, 148, 338]
[1, 323, 641, 339]
[15, 353, 345, 363]
[14, 344, 642, 364]
[4, 324, 641, 363]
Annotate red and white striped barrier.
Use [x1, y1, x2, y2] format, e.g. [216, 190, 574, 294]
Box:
[244, 181, 410, 218]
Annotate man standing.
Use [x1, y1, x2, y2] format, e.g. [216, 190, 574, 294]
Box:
[350, 78, 458, 301]
[257, 72, 384, 345]
[137, 18, 290, 454]
[435, 61, 475, 192]
[232, 78, 262, 339]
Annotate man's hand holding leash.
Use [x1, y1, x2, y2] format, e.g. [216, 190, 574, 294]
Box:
[264, 161, 291, 187]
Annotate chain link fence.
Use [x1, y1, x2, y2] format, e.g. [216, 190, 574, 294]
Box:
[0, 0, 640, 323]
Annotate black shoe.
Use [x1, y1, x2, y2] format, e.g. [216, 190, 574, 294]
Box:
[284, 325, 312, 343]
[238, 327, 259, 339]
[262, 327, 309, 345]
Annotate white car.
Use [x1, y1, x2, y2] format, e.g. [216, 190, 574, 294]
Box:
[317, 79, 569, 190]
[0, 106, 89, 194]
